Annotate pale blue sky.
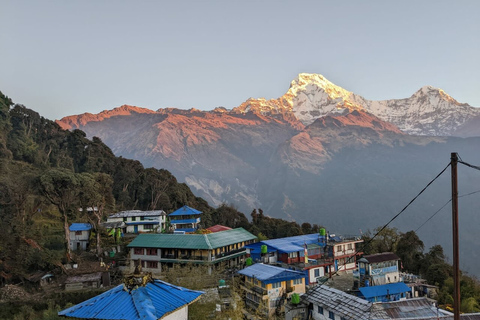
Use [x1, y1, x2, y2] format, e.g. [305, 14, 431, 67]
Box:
[1, 1, 478, 120]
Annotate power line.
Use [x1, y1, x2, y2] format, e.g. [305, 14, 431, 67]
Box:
[459, 160, 480, 172]
[368, 163, 450, 242]
[326, 162, 451, 279]
[415, 199, 451, 232]
[414, 189, 480, 233]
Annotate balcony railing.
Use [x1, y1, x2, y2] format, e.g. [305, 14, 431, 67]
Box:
[215, 248, 246, 259]
[160, 254, 208, 261]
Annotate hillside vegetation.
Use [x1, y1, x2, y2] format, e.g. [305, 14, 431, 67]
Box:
[0, 91, 479, 317]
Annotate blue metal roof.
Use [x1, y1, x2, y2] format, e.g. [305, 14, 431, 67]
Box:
[238, 263, 305, 284]
[169, 205, 202, 217]
[170, 219, 199, 224]
[359, 282, 410, 299]
[246, 233, 325, 254]
[175, 228, 196, 233]
[58, 279, 203, 319]
[69, 223, 92, 231]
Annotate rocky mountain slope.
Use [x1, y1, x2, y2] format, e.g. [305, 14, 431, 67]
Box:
[57, 74, 480, 274]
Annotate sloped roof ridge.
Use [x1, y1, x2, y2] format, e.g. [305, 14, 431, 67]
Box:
[203, 233, 213, 250]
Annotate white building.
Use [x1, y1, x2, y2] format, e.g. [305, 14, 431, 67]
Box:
[69, 223, 92, 251]
[106, 210, 167, 234]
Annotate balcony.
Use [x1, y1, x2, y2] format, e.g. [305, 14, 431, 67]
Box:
[251, 286, 267, 296]
[215, 248, 246, 259]
[160, 254, 208, 262]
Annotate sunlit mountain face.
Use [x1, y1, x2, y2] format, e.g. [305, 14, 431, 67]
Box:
[58, 73, 480, 276]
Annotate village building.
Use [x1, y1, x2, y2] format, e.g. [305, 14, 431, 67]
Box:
[127, 227, 256, 273]
[358, 282, 410, 303]
[238, 263, 306, 318]
[58, 276, 204, 320]
[69, 223, 92, 251]
[245, 232, 363, 285]
[64, 272, 110, 291]
[106, 210, 167, 234]
[289, 284, 453, 320]
[168, 205, 202, 233]
[356, 252, 401, 287]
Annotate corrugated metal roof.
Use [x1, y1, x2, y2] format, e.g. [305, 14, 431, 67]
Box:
[238, 263, 305, 284]
[303, 284, 372, 320]
[169, 205, 202, 217]
[394, 314, 480, 320]
[175, 228, 196, 233]
[246, 233, 325, 254]
[69, 223, 92, 231]
[58, 279, 203, 319]
[370, 297, 450, 319]
[206, 225, 232, 233]
[362, 252, 400, 263]
[127, 228, 256, 250]
[108, 210, 166, 218]
[359, 282, 410, 299]
[65, 272, 102, 284]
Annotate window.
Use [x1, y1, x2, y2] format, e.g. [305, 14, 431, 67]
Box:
[329, 311, 335, 319]
[314, 269, 320, 277]
[134, 248, 143, 255]
[146, 248, 157, 255]
[140, 216, 144, 221]
[293, 278, 302, 285]
[131, 217, 136, 222]
[123, 217, 127, 222]
[288, 252, 298, 258]
[146, 261, 158, 268]
[144, 224, 153, 230]
[271, 282, 281, 289]
[347, 243, 352, 250]
[261, 282, 266, 288]
[75, 231, 82, 236]
[317, 306, 323, 314]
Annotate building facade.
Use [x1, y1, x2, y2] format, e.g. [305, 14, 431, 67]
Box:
[245, 233, 363, 285]
[357, 252, 401, 287]
[238, 263, 306, 318]
[168, 205, 202, 233]
[127, 228, 256, 273]
[69, 223, 92, 251]
[106, 210, 167, 234]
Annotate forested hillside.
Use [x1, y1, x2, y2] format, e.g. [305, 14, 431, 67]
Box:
[0, 91, 317, 286]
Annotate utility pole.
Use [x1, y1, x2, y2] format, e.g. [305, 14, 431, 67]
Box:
[451, 152, 460, 320]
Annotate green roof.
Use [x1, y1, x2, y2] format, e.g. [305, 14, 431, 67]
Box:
[127, 228, 257, 250]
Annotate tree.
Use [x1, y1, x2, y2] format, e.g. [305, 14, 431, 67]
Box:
[39, 168, 81, 260]
[361, 226, 400, 254]
[77, 172, 114, 256]
[396, 230, 424, 273]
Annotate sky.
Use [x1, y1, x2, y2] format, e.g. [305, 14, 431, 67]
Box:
[1, 1, 479, 120]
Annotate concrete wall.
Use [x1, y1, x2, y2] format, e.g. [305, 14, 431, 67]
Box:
[162, 305, 188, 320]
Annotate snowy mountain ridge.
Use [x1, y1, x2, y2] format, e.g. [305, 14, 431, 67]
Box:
[234, 73, 479, 136]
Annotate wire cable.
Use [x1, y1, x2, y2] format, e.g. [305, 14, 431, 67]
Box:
[414, 189, 480, 233]
[459, 160, 480, 172]
[368, 163, 450, 242]
[325, 162, 451, 280]
[415, 199, 451, 232]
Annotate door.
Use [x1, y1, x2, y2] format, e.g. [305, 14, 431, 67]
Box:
[134, 225, 138, 234]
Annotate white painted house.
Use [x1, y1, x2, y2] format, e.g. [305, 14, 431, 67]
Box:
[106, 210, 167, 234]
[69, 223, 92, 251]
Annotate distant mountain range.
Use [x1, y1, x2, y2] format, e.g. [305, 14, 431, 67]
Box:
[57, 73, 480, 275]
